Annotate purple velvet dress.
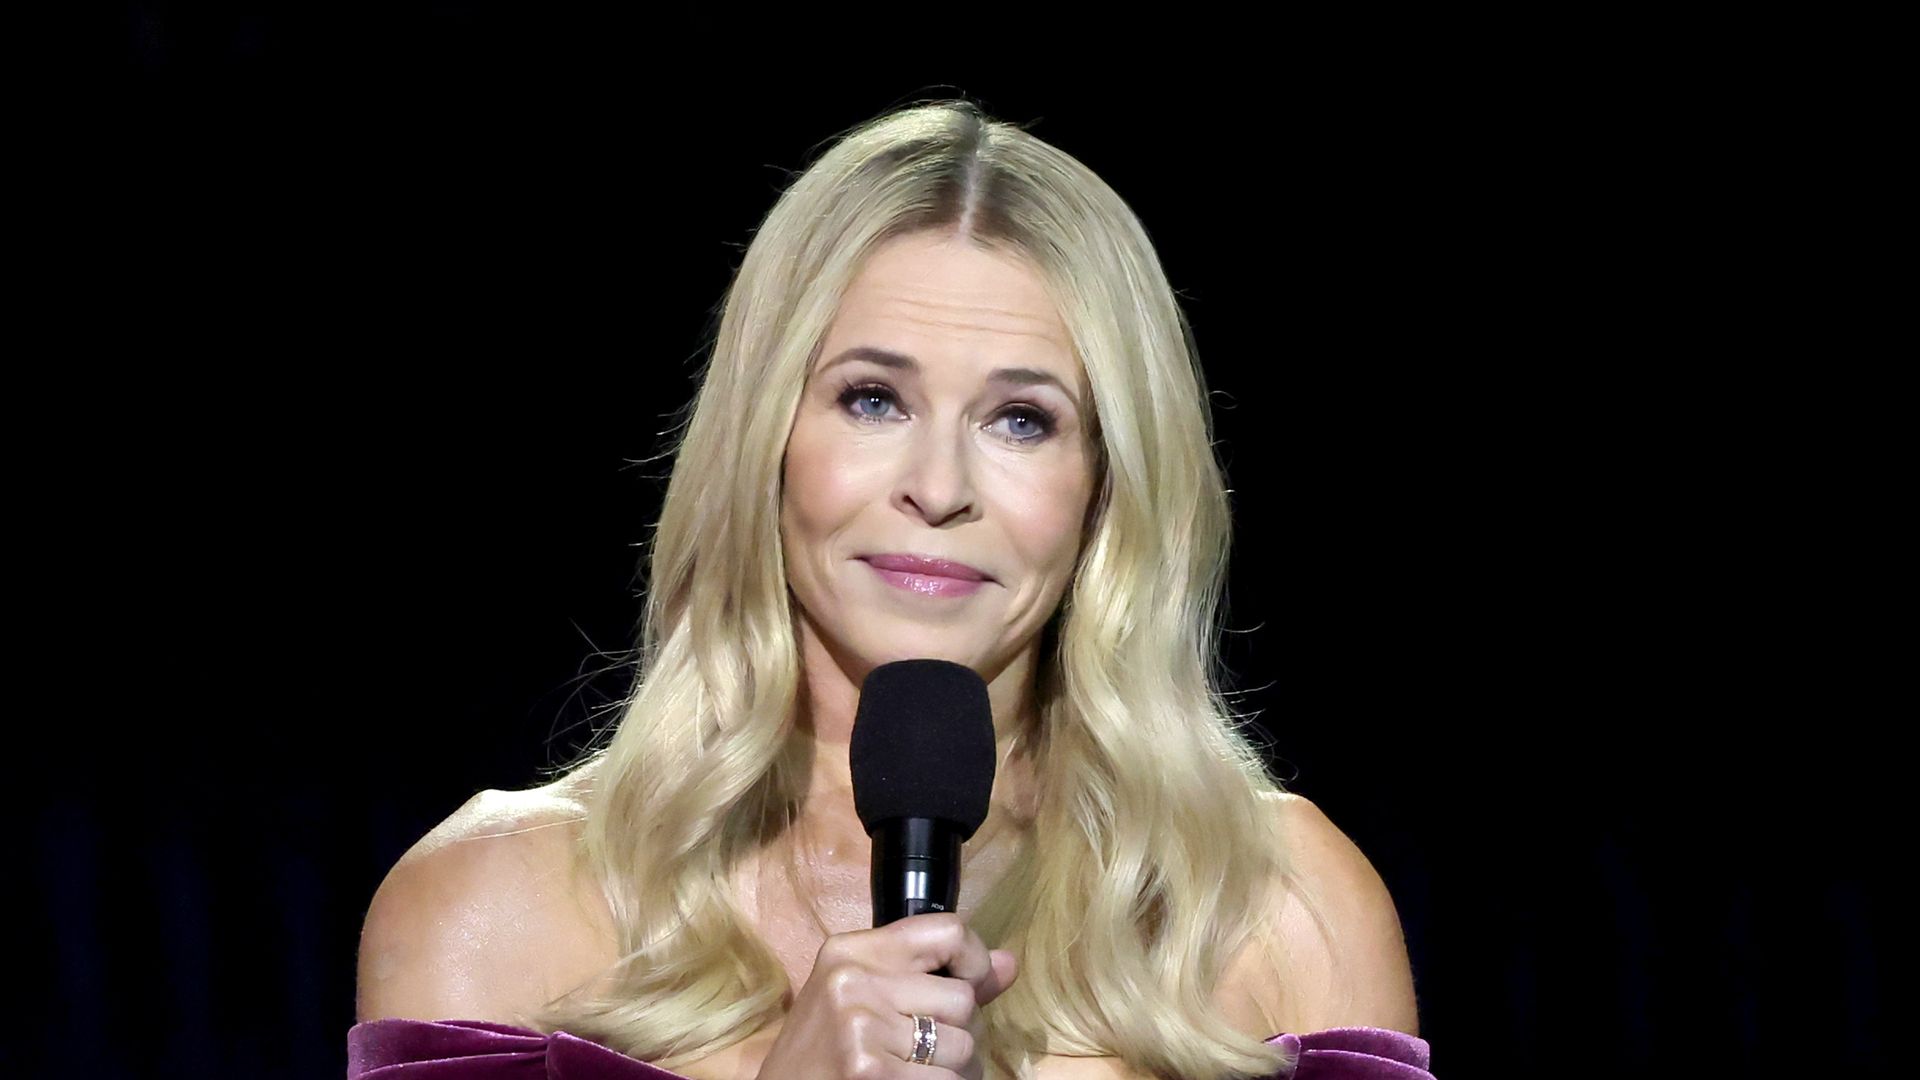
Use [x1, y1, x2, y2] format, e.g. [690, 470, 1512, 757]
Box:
[346, 1018, 1434, 1078]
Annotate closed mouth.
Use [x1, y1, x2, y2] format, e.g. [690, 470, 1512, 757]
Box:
[858, 554, 991, 582]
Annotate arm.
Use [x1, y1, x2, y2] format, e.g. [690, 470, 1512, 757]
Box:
[358, 808, 515, 1022]
[356, 788, 596, 1024]
[1027, 796, 1423, 1078]
[1226, 793, 1421, 1036]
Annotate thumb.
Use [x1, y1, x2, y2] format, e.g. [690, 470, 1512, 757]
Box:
[976, 949, 1020, 1005]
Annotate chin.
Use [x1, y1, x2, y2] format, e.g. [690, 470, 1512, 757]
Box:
[857, 635, 981, 672]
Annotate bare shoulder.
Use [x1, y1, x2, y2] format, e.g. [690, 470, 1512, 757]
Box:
[1215, 792, 1420, 1037]
[355, 777, 617, 1025]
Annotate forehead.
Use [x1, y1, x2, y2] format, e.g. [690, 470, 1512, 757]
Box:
[819, 232, 1083, 389]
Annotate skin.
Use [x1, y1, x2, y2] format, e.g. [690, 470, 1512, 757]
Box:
[764, 227, 1099, 1077]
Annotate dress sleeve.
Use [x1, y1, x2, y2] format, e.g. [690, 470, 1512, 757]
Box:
[1263, 1026, 1435, 1079]
[346, 1019, 692, 1080]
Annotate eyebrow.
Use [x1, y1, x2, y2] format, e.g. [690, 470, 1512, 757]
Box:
[819, 346, 1082, 412]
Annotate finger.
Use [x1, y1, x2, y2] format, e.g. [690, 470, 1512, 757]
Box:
[881, 970, 978, 1027]
[897, 914, 1012, 1009]
[865, 912, 986, 977]
[975, 948, 1019, 1006]
[931, 925, 998, 998]
[879, 1062, 967, 1080]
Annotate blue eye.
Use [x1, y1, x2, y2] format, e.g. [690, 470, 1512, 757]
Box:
[834, 380, 1058, 446]
[994, 407, 1055, 444]
[838, 383, 901, 422]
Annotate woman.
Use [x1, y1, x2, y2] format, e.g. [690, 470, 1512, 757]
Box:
[351, 100, 1432, 1080]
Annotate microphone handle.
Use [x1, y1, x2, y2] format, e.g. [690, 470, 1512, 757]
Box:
[870, 817, 963, 977]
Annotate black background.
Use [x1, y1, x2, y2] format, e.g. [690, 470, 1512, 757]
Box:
[29, 7, 1891, 1078]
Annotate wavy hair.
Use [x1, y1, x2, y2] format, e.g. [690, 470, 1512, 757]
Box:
[521, 99, 1332, 1079]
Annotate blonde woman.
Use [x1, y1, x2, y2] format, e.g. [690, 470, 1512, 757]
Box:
[349, 100, 1433, 1080]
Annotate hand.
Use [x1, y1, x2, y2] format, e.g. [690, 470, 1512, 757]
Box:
[755, 912, 1020, 1080]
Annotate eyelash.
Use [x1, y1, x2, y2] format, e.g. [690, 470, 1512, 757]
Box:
[833, 379, 1059, 445]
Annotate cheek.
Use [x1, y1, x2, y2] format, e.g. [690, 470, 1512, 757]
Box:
[1000, 470, 1095, 570]
[781, 422, 868, 541]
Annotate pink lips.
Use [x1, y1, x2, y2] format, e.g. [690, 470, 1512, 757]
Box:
[860, 554, 990, 597]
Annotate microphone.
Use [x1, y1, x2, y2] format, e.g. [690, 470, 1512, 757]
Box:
[850, 659, 997, 929]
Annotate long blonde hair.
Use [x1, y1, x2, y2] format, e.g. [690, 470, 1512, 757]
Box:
[522, 99, 1326, 1079]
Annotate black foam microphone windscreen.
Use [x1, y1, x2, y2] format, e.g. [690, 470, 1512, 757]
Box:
[850, 659, 996, 926]
[850, 658, 996, 838]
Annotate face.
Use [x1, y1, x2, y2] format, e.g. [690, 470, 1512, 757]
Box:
[780, 230, 1098, 687]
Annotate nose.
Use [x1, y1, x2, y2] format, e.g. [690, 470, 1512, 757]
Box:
[894, 421, 980, 527]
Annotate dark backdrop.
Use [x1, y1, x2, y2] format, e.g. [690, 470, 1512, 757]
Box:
[34, 8, 1889, 1078]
